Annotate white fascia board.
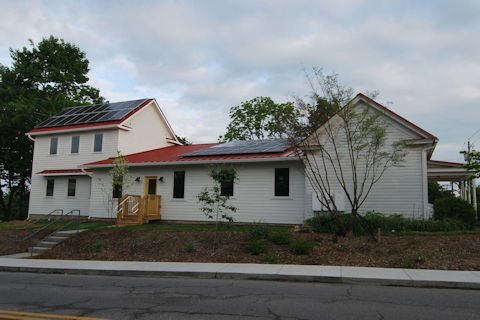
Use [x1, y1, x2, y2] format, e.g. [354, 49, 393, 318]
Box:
[37, 172, 91, 176]
[83, 157, 300, 169]
[29, 124, 120, 136]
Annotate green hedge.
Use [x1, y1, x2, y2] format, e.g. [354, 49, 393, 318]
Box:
[433, 197, 477, 228]
[306, 211, 470, 235]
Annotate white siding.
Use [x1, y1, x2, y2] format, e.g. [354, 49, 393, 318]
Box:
[28, 176, 91, 217]
[28, 129, 119, 217]
[304, 104, 430, 218]
[118, 103, 176, 154]
[89, 162, 306, 224]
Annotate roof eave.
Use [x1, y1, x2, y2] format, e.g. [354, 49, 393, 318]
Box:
[83, 156, 299, 169]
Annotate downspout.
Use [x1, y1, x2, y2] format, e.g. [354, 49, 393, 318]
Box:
[26, 133, 35, 142]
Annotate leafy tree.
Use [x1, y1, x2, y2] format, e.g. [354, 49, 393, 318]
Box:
[197, 166, 237, 251]
[0, 36, 103, 221]
[428, 182, 454, 204]
[292, 68, 406, 236]
[461, 149, 480, 178]
[221, 96, 298, 141]
[176, 135, 191, 145]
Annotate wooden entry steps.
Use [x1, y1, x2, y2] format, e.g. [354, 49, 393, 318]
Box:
[117, 194, 162, 225]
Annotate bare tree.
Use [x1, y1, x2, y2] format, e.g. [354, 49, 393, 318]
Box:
[292, 68, 406, 236]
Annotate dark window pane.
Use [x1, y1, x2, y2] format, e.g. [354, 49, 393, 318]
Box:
[173, 171, 185, 199]
[68, 179, 76, 197]
[49, 137, 58, 155]
[221, 179, 234, 197]
[275, 168, 289, 196]
[93, 133, 103, 152]
[46, 179, 54, 196]
[148, 179, 156, 195]
[112, 175, 123, 198]
[71, 135, 80, 153]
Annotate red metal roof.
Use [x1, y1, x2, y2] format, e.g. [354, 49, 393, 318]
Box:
[37, 169, 92, 175]
[427, 159, 465, 168]
[84, 143, 297, 167]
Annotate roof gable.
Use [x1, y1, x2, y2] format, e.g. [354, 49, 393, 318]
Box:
[352, 93, 438, 142]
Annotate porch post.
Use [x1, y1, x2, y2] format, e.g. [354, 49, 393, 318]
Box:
[471, 179, 477, 211]
[460, 181, 465, 200]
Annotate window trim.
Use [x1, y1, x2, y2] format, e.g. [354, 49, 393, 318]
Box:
[173, 171, 185, 199]
[274, 168, 290, 197]
[70, 135, 80, 154]
[49, 137, 58, 155]
[93, 133, 103, 153]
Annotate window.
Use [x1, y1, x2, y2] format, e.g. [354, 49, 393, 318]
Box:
[67, 179, 76, 197]
[173, 171, 185, 198]
[147, 178, 157, 195]
[93, 133, 103, 152]
[46, 179, 54, 196]
[274, 168, 289, 196]
[220, 179, 234, 197]
[71, 135, 80, 154]
[112, 175, 123, 199]
[49, 137, 58, 155]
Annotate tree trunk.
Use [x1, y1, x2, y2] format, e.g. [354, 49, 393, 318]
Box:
[346, 210, 357, 237]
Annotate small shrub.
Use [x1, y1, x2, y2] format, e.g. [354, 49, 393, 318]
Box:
[399, 252, 426, 269]
[248, 224, 271, 240]
[269, 231, 292, 245]
[248, 239, 268, 255]
[434, 197, 476, 228]
[291, 238, 314, 255]
[184, 242, 196, 253]
[90, 239, 103, 253]
[399, 256, 414, 269]
[265, 253, 278, 264]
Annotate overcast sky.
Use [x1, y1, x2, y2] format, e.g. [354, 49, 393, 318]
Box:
[1, 0, 479, 162]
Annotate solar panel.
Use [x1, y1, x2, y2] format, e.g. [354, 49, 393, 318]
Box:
[182, 139, 292, 157]
[34, 99, 150, 128]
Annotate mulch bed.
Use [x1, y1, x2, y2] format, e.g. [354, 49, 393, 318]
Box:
[34, 228, 480, 271]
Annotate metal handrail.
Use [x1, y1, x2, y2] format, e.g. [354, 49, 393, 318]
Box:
[56, 209, 81, 233]
[13, 208, 81, 254]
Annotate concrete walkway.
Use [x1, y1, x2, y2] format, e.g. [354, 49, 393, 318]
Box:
[0, 256, 479, 289]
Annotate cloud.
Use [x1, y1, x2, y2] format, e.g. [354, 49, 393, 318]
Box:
[1, 0, 479, 161]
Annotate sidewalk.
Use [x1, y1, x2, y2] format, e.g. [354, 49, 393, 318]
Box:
[0, 256, 479, 289]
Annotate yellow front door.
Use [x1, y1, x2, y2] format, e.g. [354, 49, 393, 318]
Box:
[144, 176, 158, 214]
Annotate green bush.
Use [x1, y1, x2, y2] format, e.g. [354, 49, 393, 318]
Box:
[90, 239, 103, 253]
[433, 197, 476, 228]
[264, 253, 278, 263]
[184, 242, 196, 253]
[306, 211, 470, 235]
[248, 224, 271, 240]
[248, 239, 268, 255]
[291, 238, 314, 255]
[269, 231, 292, 245]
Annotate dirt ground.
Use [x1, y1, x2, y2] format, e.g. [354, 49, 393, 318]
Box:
[30, 227, 480, 271]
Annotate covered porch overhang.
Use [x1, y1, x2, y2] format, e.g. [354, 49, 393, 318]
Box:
[427, 160, 476, 210]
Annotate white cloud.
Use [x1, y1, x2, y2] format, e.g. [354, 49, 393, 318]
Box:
[1, 0, 479, 161]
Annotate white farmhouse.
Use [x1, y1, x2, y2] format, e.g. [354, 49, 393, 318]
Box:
[27, 94, 474, 224]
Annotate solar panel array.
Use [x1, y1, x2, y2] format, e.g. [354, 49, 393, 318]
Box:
[35, 99, 150, 128]
[182, 139, 292, 157]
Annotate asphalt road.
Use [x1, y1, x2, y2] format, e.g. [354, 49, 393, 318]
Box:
[0, 272, 478, 320]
